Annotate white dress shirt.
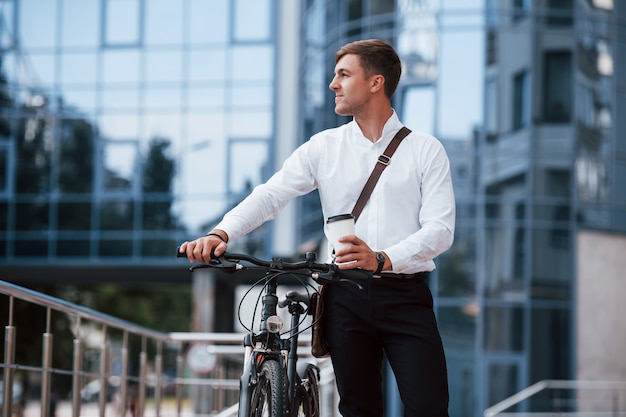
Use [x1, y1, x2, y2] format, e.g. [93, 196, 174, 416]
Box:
[215, 111, 456, 273]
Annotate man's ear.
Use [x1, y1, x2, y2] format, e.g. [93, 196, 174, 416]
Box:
[370, 74, 385, 93]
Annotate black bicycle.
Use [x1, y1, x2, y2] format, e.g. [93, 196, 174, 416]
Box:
[177, 250, 370, 417]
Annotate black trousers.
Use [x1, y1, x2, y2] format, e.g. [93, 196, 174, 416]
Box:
[324, 276, 449, 417]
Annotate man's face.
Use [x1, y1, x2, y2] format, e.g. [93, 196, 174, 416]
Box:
[329, 54, 373, 117]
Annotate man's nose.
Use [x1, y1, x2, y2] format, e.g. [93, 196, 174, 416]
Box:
[329, 76, 338, 90]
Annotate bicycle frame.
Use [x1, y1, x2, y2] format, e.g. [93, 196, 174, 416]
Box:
[177, 250, 370, 417]
[237, 272, 318, 417]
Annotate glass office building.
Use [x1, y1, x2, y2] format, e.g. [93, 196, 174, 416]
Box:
[0, 0, 279, 277]
[2, 0, 624, 416]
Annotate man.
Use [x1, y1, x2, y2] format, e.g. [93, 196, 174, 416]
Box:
[180, 39, 454, 417]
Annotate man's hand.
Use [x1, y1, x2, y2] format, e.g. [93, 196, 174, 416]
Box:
[179, 231, 228, 264]
[334, 235, 390, 272]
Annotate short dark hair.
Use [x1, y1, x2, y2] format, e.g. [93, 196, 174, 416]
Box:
[335, 39, 402, 99]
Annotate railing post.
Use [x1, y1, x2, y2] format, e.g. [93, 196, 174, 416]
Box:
[72, 332, 83, 417]
[176, 345, 184, 417]
[155, 342, 163, 417]
[120, 332, 129, 417]
[41, 333, 53, 417]
[99, 334, 109, 417]
[138, 338, 148, 417]
[3, 296, 16, 417]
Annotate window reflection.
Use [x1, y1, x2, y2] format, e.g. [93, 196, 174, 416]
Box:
[19, 0, 57, 48]
[102, 50, 140, 84]
[234, 0, 271, 41]
[103, 0, 142, 46]
[484, 306, 524, 352]
[189, 0, 229, 44]
[228, 140, 268, 193]
[61, 53, 98, 86]
[145, 0, 182, 46]
[62, 0, 100, 48]
[102, 141, 138, 191]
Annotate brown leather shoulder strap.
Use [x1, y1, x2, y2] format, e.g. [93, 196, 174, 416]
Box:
[351, 127, 411, 222]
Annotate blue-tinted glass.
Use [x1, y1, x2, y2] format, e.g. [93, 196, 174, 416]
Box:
[144, 88, 181, 109]
[145, 51, 182, 83]
[0, 1, 16, 49]
[231, 45, 273, 81]
[231, 85, 272, 108]
[234, 0, 271, 41]
[102, 50, 140, 84]
[188, 48, 227, 81]
[62, 0, 99, 48]
[102, 88, 140, 110]
[229, 141, 268, 191]
[102, 141, 138, 190]
[145, 0, 183, 45]
[62, 89, 97, 114]
[19, 0, 57, 49]
[99, 113, 139, 140]
[142, 113, 181, 144]
[61, 53, 98, 85]
[27, 53, 56, 86]
[229, 110, 271, 138]
[104, 0, 141, 45]
[189, 0, 228, 44]
[187, 87, 226, 108]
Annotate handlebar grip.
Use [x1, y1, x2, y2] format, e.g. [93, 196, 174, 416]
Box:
[176, 247, 187, 258]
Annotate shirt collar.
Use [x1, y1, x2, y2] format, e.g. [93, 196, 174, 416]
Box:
[349, 110, 404, 146]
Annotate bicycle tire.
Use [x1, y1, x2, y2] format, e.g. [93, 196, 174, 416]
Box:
[248, 359, 285, 417]
[292, 366, 320, 417]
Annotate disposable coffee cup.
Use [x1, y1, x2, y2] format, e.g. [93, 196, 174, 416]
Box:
[326, 214, 355, 252]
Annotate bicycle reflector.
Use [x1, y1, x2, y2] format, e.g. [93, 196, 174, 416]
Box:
[266, 315, 283, 333]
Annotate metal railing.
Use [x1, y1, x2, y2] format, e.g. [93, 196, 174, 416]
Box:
[1, 280, 337, 417]
[484, 379, 626, 417]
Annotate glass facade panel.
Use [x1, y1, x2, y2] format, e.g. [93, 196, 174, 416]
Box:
[57, 239, 91, 257]
[104, 0, 142, 46]
[187, 87, 226, 108]
[27, 53, 56, 86]
[483, 306, 524, 352]
[228, 141, 268, 192]
[16, 202, 49, 231]
[188, 48, 228, 81]
[543, 51, 572, 122]
[145, 0, 183, 46]
[513, 70, 529, 130]
[234, 0, 271, 41]
[146, 51, 183, 84]
[102, 141, 138, 191]
[488, 363, 520, 410]
[58, 203, 92, 230]
[143, 88, 181, 109]
[61, 53, 99, 86]
[530, 308, 571, 381]
[438, 306, 476, 417]
[189, 0, 229, 44]
[231, 46, 273, 81]
[99, 114, 139, 140]
[61, 0, 100, 48]
[19, 0, 57, 49]
[0, 146, 7, 192]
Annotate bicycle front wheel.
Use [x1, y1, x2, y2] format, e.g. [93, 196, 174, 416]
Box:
[248, 359, 285, 417]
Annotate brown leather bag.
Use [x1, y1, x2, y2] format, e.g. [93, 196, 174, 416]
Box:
[310, 286, 329, 358]
[309, 127, 411, 358]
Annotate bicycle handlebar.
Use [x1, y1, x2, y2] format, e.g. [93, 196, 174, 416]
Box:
[176, 248, 372, 285]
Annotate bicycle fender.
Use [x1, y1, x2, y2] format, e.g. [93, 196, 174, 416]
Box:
[297, 361, 320, 382]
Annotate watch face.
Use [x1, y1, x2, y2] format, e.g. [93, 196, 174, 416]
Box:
[376, 252, 385, 263]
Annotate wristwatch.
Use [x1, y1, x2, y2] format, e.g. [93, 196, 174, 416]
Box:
[374, 252, 385, 276]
